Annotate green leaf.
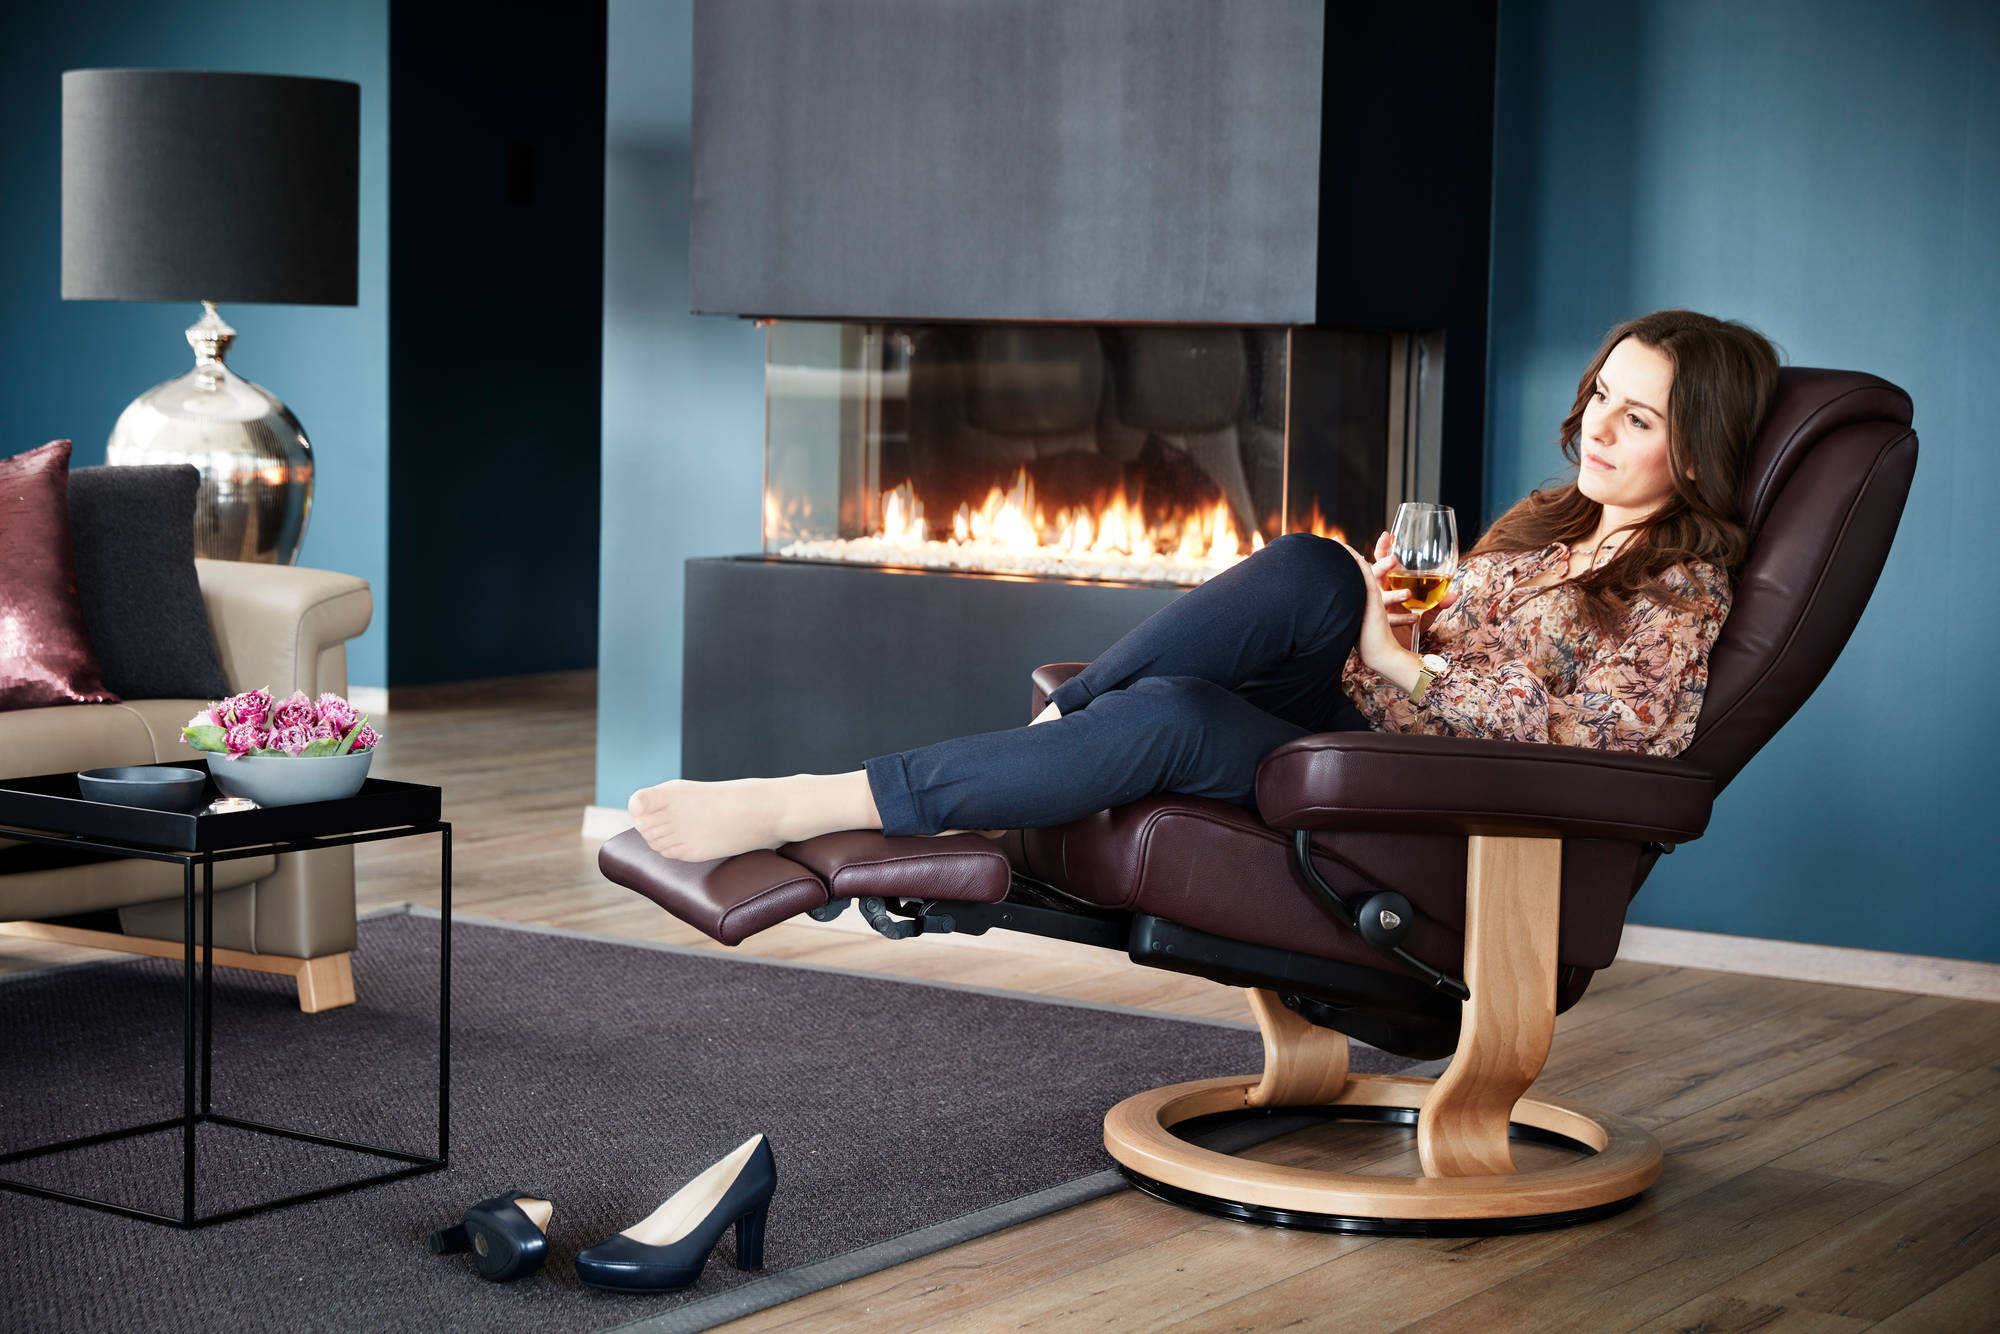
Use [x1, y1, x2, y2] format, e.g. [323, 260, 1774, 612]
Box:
[338, 716, 369, 755]
[251, 746, 289, 757]
[301, 736, 344, 757]
[182, 724, 227, 752]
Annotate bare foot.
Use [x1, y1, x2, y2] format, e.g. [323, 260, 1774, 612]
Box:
[628, 773, 880, 863]
[1032, 700, 1061, 725]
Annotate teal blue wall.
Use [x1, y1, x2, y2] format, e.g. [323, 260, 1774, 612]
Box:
[1490, 0, 1998, 960]
[595, 0, 765, 811]
[2, 0, 391, 685]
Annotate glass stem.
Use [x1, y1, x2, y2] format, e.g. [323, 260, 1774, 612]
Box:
[1410, 615, 1421, 656]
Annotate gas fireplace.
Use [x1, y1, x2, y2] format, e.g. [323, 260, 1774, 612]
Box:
[760, 321, 1443, 587]
[681, 0, 1496, 780]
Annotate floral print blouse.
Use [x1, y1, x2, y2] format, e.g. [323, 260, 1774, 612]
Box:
[1340, 542, 1733, 758]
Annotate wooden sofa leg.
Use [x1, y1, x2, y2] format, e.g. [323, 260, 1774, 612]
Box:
[1416, 833, 1563, 1178]
[0, 922, 356, 1014]
[296, 953, 356, 1013]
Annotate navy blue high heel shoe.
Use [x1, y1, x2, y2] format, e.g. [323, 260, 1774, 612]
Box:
[575, 1134, 776, 1292]
[429, 1189, 553, 1282]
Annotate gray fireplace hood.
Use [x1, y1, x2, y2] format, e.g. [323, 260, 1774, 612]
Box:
[689, 0, 1497, 329]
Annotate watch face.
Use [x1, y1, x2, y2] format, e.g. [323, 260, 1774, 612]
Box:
[1422, 653, 1448, 672]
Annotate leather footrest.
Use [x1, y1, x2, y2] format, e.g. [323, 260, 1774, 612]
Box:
[597, 829, 1011, 946]
[598, 831, 828, 946]
[778, 831, 1012, 904]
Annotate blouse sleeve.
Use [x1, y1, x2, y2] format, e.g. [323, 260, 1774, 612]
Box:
[1415, 574, 1731, 757]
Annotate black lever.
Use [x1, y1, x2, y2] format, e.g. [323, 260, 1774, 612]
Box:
[1291, 830, 1470, 1001]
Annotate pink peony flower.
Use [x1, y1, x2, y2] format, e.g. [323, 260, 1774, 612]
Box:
[271, 690, 317, 731]
[224, 722, 264, 757]
[269, 723, 314, 757]
[308, 720, 337, 743]
[314, 693, 361, 735]
[221, 688, 273, 729]
[351, 723, 382, 752]
[185, 707, 219, 731]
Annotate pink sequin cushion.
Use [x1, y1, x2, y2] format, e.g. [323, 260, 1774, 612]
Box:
[1, 440, 119, 711]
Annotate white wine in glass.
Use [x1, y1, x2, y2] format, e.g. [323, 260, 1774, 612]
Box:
[1388, 503, 1458, 653]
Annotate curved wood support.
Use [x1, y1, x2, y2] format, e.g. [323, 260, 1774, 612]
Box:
[1243, 988, 1351, 1108]
[1417, 834, 1563, 1177]
[1101, 832, 1663, 1225]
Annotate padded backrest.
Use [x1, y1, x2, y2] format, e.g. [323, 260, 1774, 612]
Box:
[1681, 368, 1917, 789]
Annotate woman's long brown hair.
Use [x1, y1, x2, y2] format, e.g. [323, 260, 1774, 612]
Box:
[1466, 309, 1780, 638]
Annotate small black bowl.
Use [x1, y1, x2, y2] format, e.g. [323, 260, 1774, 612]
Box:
[77, 766, 209, 812]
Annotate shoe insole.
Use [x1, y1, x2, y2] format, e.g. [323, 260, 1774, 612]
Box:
[623, 1134, 764, 1247]
[514, 1197, 553, 1233]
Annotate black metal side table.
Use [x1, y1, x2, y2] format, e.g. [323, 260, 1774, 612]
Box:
[0, 764, 450, 1228]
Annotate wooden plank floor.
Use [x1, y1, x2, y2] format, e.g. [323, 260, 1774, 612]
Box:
[5, 673, 1994, 1331]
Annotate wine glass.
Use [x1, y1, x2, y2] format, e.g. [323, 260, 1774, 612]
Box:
[1386, 503, 1458, 654]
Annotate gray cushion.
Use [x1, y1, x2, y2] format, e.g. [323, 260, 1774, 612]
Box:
[66, 464, 232, 701]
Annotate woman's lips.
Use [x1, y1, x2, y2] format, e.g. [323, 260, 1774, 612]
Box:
[1585, 450, 1615, 471]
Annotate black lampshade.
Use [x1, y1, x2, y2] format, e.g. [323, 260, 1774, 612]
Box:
[61, 69, 359, 306]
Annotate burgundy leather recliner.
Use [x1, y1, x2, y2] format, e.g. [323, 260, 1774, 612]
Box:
[599, 368, 1917, 1234]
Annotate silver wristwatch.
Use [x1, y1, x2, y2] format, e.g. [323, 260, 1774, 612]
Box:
[1410, 652, 1450, 706]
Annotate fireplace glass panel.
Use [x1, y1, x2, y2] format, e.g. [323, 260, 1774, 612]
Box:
[764, 321, 1430, 586]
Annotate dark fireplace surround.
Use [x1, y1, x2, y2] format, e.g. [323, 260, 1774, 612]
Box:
[683, 0, 1496, 780]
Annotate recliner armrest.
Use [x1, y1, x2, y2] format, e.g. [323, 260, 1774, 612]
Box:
[195, 559, 373, 698]
[1255, 731, 1715, 844]
[1030, 663, 1088, 719]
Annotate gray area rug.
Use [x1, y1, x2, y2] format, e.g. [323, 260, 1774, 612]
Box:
[0, 908, 1416, 1333]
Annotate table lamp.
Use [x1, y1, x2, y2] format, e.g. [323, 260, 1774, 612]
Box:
[61, 69, 359, 564]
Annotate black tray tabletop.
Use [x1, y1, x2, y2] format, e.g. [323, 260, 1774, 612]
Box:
[0, 762, 443, 853]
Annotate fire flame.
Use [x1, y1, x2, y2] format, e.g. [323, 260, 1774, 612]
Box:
[777, 469, 1345, 583]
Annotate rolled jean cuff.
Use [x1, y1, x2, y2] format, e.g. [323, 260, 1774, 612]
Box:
[1047, 675, 1094, 717]
[862, 752, 926, 837]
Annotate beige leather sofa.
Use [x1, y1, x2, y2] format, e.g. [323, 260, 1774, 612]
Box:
[0, 560, 373, 1011]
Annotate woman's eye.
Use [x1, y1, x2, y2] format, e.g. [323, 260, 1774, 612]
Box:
[1592, 387, 1607, 401]
[1627, 414, 1647, 429]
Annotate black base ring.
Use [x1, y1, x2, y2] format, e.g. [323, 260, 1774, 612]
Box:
[1118, 1104, 1646, 1237]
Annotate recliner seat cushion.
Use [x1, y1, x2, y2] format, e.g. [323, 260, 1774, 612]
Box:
[1016, 795, 1638, 973]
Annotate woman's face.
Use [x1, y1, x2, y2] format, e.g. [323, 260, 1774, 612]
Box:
[1578, 337, 1690, 516]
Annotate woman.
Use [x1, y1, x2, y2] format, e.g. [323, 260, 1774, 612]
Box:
[631, 309, 1779, 863]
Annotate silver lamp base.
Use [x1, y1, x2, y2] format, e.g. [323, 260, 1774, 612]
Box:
[106, 302, 314, 564]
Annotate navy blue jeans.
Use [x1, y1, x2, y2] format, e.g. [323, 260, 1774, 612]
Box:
[863, 533, 1375, 835]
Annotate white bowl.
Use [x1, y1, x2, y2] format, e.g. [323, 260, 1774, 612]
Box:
[205, 749, 374, 807]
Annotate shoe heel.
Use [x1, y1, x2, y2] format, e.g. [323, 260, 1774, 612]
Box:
[734, 1203, 768, 1270]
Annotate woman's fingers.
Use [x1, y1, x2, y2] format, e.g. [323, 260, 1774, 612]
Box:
[1373, 530, 1394, 561]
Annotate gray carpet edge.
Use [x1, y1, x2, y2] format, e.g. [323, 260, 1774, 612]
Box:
[598, 1108, 1433, 1334]
[604, 1167, 1136, 1334]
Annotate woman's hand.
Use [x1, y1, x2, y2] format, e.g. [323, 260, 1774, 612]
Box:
[1338, 538, 1412, 675]
[1368, 530, 1459, 647]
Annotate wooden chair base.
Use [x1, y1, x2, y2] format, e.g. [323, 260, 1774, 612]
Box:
[1103, 834, 1662, 1233]
[1102, 1071, 1661, 1232]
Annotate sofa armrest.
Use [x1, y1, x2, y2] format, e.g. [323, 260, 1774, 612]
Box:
[1255, 730, 1716, 845]
[195, 559, 373, 698]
